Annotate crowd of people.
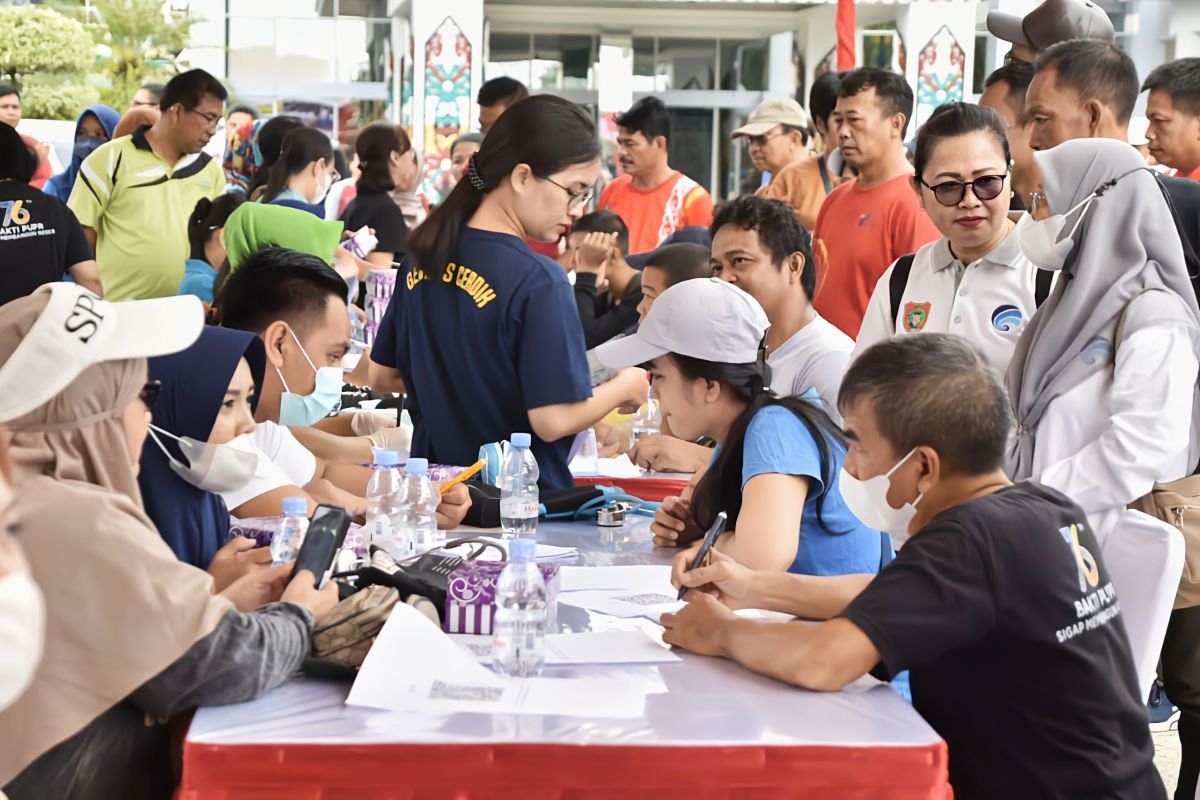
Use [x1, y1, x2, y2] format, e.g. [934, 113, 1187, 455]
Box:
[3, 0, 1200, 796]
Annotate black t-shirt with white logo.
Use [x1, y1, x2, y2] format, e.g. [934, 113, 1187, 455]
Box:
[0, 181, 91, 307]
[841, 482, 1162, 800]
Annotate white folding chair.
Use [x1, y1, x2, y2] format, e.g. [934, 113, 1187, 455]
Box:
[1102, 509, 1185, 696]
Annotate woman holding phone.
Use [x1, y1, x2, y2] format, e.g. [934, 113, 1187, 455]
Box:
[369, 95, 648, 489]
[0, 285, 336, 798]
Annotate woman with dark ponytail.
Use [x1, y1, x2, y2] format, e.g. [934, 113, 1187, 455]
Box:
[180, 193, 245, 304]
[595, 278, 883, 575]
[368, 95, 649, 490]
[259, 126, 337, 218]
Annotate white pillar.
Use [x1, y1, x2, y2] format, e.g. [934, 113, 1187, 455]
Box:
[1125, 0, 1171, 115]
[768, 31, 795, 97]
[898, 0, 980, 133]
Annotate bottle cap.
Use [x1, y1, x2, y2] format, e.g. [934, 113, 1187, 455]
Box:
[510, 432, 532, 448]
[373, 448, 400, 466]
[509, 538, 537, 560]
[282, 496, 308, 516]
[406, 457, 429, 475]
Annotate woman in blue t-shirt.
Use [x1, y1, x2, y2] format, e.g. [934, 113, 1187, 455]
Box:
[368, 95, 649, 489]
[596, 277, 884, 576]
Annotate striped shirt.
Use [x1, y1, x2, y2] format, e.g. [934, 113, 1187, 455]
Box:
[68, 126, 225, 300]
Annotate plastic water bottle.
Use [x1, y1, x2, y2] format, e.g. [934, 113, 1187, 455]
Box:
[492, 538, 547, 677]
[270, 496, 309, 565]
[398, 458, 440, 553]
[499, 433, 540, 538]
[630, 388, 660, 449]
[364, 448, 405, 560]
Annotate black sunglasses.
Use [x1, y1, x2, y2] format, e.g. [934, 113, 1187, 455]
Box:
[918, 174, 1008, 207]
[139, 380, 162, 408]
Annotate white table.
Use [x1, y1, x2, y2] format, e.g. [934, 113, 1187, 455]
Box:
[181, 520, 950, 799]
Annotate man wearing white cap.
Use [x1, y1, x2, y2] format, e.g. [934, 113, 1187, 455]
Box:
[594, 278, 882, 577]
[732, 98, 826, 231]
[986, 0, 1115, 64]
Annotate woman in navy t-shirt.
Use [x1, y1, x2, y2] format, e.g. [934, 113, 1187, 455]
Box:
[369, 96, 648, 489]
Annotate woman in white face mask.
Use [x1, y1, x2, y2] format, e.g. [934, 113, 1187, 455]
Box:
[1007, 138, 1200, 544]
[139, 325, 272, 574]
[259, 126, 338, 220]
[0, 284, 338, 797]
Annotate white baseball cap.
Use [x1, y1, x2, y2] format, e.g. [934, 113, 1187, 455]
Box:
[731, 98, 812, 139]
[0, 283, 205, 422]
[594, 278, 770, 368]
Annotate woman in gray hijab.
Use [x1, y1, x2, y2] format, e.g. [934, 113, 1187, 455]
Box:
[1007, 137, 1200, 542]
[1006, 137, 1200, 709]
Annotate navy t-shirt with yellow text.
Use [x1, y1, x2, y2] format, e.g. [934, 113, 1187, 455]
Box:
[372, 228, 593, 489]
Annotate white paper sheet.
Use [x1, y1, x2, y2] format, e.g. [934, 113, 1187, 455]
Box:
[347, 602, 654, 718]
[570, 454, 646, 479]
[557, 589, 685, 622]
[449, 630, 680, 665]
[558, 564, 673, 593]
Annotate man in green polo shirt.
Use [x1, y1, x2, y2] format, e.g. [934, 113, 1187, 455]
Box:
[69, 69, 227, 300]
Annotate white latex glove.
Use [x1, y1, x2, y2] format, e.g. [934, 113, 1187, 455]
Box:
[366, 424, 412, 457]
[350, 410, 398, 436]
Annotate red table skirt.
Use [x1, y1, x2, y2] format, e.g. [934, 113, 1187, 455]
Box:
[179, 741, 952, 800]
[575, 475, 688, 503]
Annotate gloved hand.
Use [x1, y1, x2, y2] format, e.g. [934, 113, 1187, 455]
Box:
[350, 410, 397, 436]
[366, 424, 412, 457]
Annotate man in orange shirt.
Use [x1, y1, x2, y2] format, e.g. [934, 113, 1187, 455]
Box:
[599, 97, 713, 254]
[732, 97, 826, 232]
[1143, 59, 1200, 182]
[812, 68, 939, 338]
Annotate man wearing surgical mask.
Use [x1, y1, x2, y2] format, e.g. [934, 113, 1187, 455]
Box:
[215, 247, 472, 528]
[663, 334, 1164, 800]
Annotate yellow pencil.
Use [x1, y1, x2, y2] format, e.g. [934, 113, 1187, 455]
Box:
[439, 459, 485, 496]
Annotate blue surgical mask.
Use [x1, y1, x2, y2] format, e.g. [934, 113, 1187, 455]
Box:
[276, 327, 343, 427]
[73, 136, 105, 163]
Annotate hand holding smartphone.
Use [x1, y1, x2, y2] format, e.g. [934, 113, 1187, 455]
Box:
[291, 504, 352, 589]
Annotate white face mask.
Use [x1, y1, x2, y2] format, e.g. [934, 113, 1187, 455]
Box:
[310, 167, 333, 205]
[1017, 186, 1103, 270]
[149, 427, 259, 493]
[0, 570, 45, 712]
[838, 448, 925, 547]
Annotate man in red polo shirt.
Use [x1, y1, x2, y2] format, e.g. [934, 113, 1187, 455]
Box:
[811, 68, 939, 339]
[1144, 59, 1200, 181]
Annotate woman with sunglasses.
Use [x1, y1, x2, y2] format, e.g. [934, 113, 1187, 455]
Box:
[854, 102, 1048, 374]
[368, 96, 649, 489]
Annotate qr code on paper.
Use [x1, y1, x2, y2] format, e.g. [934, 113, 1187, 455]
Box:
[429, 680, 503, 702]
[462, 642, 492, 657]
[614, 593, 677, 606]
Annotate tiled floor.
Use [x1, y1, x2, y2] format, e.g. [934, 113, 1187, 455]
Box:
[1155, 729, 1181, 794]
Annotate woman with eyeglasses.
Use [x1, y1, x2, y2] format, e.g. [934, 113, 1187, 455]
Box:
[368, 95, 650, 489]
[853, 102, 1051, 375]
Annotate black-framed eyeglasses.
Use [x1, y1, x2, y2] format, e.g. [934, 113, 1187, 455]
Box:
[742, 131, 786, 150]
[189, 109, 222, 128]
[918, 174, 1008, 207]
[139, 380, 162, 409]
[543, 176, 594, 210]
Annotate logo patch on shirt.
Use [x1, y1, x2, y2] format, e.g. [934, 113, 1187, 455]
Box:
[857, 212, 872, 227]
[1059, 523, 1100, 593]
[1079, 337, 1113, 366]
[990, 304, 1024, 333]
[903, 302, 931, 332]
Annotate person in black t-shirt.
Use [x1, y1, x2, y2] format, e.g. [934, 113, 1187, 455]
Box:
[568, 209, 643, 348]
[0, 124, 102, 304]
[664, 333, 1163, 800]
[340, 122, 412, 269]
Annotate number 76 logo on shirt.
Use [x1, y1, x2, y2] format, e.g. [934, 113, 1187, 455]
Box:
[0, 200, 30, 227]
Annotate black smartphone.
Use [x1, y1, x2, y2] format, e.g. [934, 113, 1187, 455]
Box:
[291, 504, 352, 588]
